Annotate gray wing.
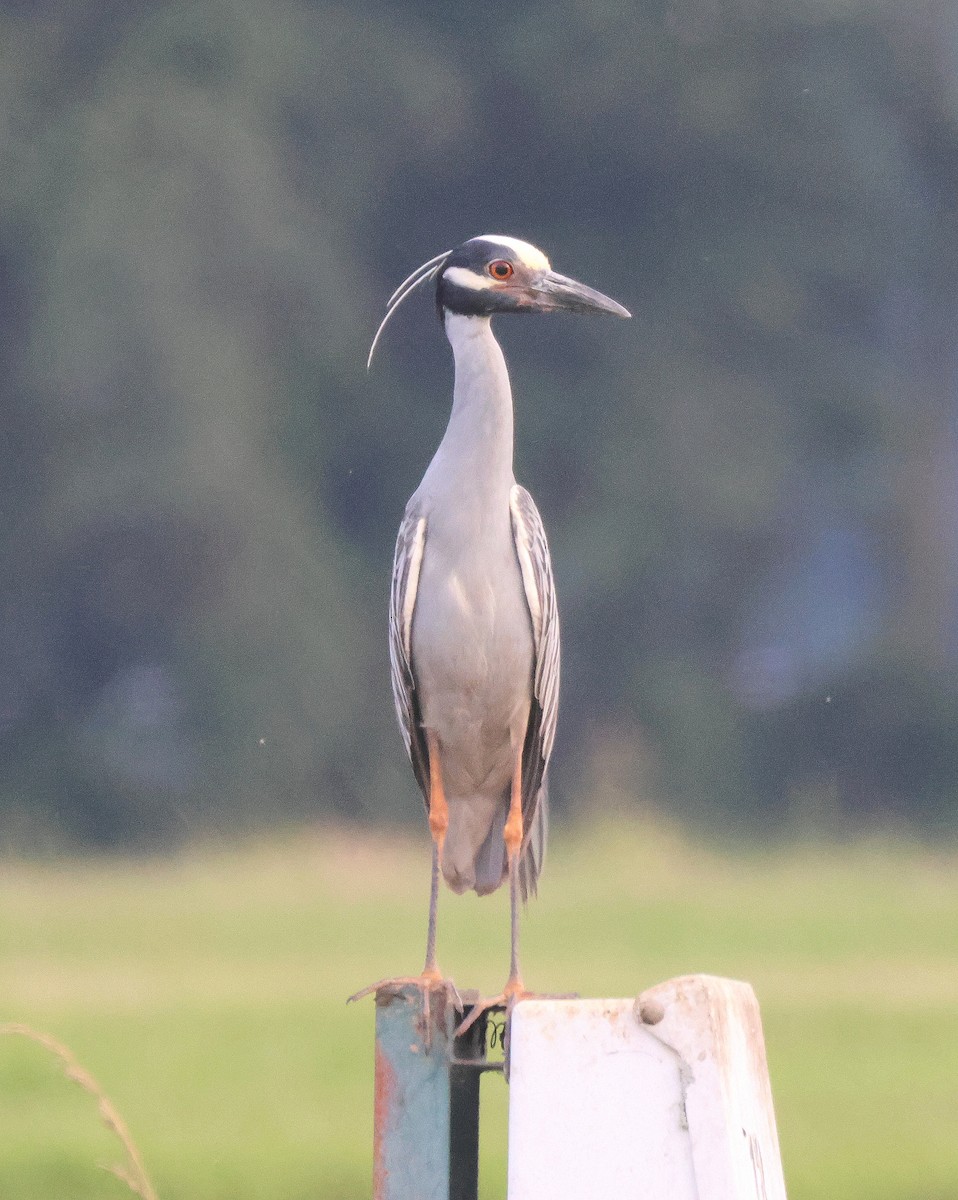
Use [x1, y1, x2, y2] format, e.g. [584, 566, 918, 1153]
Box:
[388, 504, 429, 807]
[510, 484, 561, 899]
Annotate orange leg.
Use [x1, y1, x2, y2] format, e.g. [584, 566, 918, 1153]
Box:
[504, 747, 524, 867]
[348, 730, 460, 1041]
[503, 749, 525, 995]
[455, 750, 574, 1071]
[427, 731, 448, 866]
[456, 751, 528, 1037]
[423, 730, 448, 980]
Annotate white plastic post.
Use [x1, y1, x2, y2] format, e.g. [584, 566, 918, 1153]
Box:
[507, 975, 787, 1200]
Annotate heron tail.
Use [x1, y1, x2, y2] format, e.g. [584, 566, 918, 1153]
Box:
[473, 806, 508, 896]
[444, 787, 549, 899]
[473, 785, 548, 900]
[443, 794, 502, 895]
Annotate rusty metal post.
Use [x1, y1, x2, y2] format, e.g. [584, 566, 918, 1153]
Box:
[373, 984, 499, 1200]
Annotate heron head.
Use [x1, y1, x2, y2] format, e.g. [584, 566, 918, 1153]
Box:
[367, 235, 630, 369]
[436, 235, 632, 320]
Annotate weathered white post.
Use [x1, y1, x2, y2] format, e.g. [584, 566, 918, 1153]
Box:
[507, 975, 787, 1200]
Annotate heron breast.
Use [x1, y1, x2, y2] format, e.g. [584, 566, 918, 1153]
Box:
[412, 548, 534, 787]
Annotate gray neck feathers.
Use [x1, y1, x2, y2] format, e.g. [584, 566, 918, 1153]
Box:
[424, 313, 515, 497]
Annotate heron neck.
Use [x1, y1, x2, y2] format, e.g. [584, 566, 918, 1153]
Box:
[436, 312, 515, 488]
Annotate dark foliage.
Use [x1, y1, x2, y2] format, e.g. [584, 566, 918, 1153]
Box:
[0, 0, 956, 847]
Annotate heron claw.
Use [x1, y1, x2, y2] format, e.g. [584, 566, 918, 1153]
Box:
[348, 972, 462, 1051]
[454, 984, 578, 1068]
[455, 970, 534, 1034]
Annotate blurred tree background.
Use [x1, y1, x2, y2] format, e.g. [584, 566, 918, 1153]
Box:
[0, 0, 956, 851]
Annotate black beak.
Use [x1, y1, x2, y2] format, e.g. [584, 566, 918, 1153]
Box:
[528, 270, 631, 318]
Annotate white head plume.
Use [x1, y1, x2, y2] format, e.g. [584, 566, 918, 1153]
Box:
[367, 249, 451, 371]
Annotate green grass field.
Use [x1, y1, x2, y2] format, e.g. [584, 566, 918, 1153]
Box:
[1, 817, 957, 1199]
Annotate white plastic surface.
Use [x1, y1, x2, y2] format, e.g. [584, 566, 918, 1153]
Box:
[507, 976, 787, 1200]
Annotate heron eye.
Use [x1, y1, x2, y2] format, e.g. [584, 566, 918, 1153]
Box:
[488, 260, 514, 280]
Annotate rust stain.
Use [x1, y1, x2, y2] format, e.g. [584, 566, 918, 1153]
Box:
[373, 1043, 396, 1200]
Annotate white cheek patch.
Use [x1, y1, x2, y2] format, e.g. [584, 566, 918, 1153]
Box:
[477, 235, 551, 273]
[444, 265, 497, 291]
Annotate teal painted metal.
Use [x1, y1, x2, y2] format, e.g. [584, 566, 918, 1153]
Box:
[373, 985, 498, 1200]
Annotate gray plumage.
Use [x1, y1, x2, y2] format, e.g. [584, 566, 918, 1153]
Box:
[389, 312, 558, 900]
[370, 234, 627, 1006]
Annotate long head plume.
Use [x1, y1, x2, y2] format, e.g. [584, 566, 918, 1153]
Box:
[367, 249, 451, 371]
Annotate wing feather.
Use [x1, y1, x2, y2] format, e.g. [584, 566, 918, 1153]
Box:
[510, 485, 560, 898]
[388, 506, 429, 805]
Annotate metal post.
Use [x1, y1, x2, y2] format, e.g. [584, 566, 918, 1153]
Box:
[373, 984, 503, 1200]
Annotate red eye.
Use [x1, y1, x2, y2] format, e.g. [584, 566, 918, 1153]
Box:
[488, 259, 514, 280]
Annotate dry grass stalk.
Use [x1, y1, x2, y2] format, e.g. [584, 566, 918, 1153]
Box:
[0, 1022, 159, 1200]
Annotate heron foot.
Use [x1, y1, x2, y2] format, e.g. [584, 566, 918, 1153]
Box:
[454, 981, 578, 1070]
[454, 976, 575, 1038]
[348, 971, 462, 1051]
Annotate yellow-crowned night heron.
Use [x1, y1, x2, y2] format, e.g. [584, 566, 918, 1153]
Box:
[355, 235, 629, 1026]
